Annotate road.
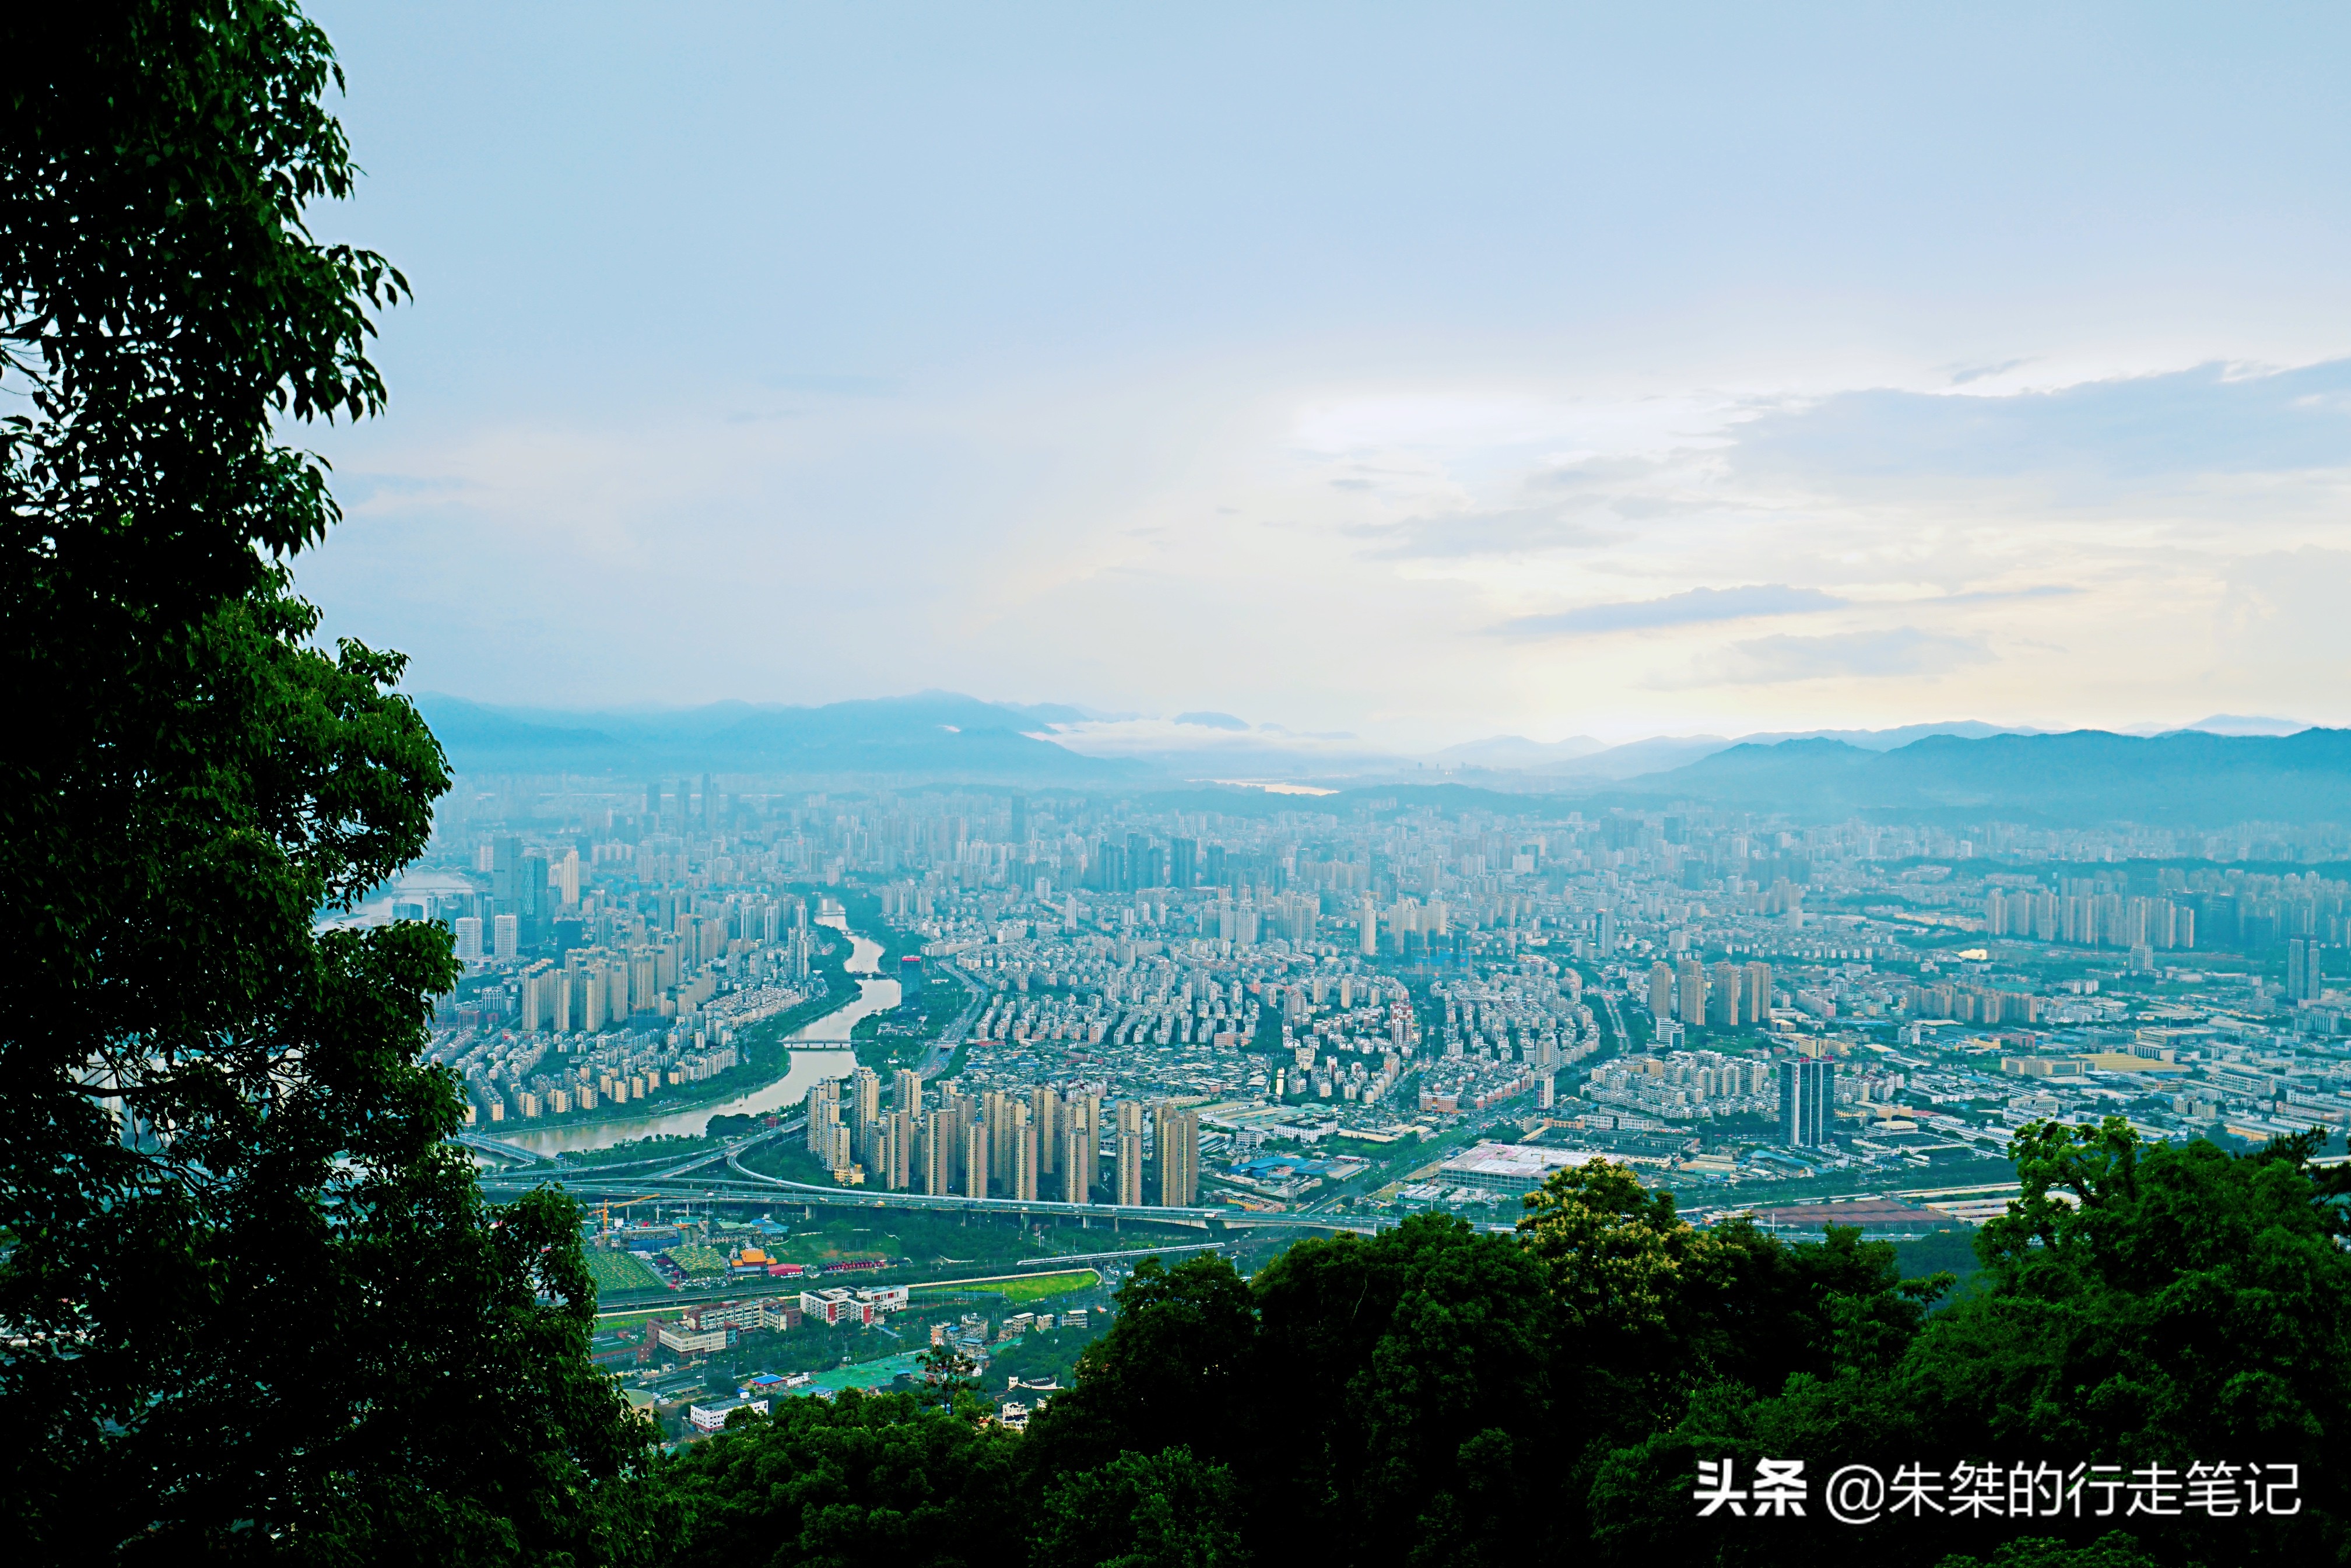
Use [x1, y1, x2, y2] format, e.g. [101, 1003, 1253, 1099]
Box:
[1596, 985, 1634, 1054]
[479, 1154, 1375, 1234]
[917, 960, 988, 1079]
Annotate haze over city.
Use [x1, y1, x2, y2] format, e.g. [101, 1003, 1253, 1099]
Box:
[297, 2, 2351, 746]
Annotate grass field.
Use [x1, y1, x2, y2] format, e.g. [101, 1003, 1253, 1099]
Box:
[767, 1225, 899, 1265]
[910, 1268, 1099, 1305]
[595, 1304, 682, 1329]
[587, 1251, 663, 1293]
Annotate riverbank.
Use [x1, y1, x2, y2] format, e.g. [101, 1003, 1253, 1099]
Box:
[505, 917, 900, 1156]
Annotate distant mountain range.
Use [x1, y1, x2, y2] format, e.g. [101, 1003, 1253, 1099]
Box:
[1618, 728, 2351, 825]
[412, 692, 2343, 824]
[415, 691, 1142, 784]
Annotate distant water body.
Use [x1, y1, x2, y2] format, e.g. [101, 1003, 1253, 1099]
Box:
[507, 913, 897, 1156]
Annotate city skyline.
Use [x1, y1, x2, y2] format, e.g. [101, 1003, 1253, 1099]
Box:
[294, 2, 2351, 748]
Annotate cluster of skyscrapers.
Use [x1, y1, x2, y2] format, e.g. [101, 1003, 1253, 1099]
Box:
[1647, 958, 1775, 1029]
[803, 1067, 1199, 1207]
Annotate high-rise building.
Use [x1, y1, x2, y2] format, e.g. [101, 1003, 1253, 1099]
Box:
[454, 916, 483, 962]
[1744, 962, 1774, 1023]
[1708, 962, 1742, 1027]
[492, 914, 519, 963]
[1360, 896, 1378, 957]
[1114, 1100, 1145, 1206]
[984, 1090, 1010, 1196]
[1778, 1057, 1833, 1148]
[518, 960, 557, 1033]
[520, 850, 550, 939]
[1677, 959, 1707, 1025]
[1062, 1120, 1092, 1202]
[1065, 1092, 1100, 1201]
[1153, 1103, 1199, 1206]
[2287, 937, 2315, 1002]
[1031, 1086, 1061, 1177]
[806, 1081, 841, 1158]
[1647, 962, 1674, 1020]
[894, 1069, 924, 1121]
[962, 1120, 989, 1199]
[882, 1111, 913, 1191]
[1597, 910, 1616, 953]
[1009, 795, 1029, 841]
[942, 1088, 972, 1188]
[1170, 837, 1198, 888]
[1010, 1103, 1038, 1201]
[490, 834, 523, 912]
[851, 1067, 882, 1129]
[924, 1109, 954, 1195]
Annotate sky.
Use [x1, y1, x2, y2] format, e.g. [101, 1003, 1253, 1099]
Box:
[298, 1, 2351, 749]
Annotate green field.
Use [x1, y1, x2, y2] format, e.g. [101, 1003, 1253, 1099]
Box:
[596, 1304, 683, 1329]
[587, 1250, 663, 1293]
[910, 1268, 1098, 1305]
[765, 1220, 899, 1266]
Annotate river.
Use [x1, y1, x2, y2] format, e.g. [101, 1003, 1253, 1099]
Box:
[504, 911, 897, 1156]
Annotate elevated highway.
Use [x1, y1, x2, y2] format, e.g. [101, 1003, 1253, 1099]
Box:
[475, 1157, 1377, 1234]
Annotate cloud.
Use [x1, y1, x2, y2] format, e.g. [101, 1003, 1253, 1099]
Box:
[1348, 506, 1623, 559]
[1729, 359, 2351, 487]
[1501, 583, 1847, 637]
[1660, 628, 1995, 687]
[1947, 357, 2032, 386]
[1174, 710, 1248, 729]
[1920, 585, 2084, 608]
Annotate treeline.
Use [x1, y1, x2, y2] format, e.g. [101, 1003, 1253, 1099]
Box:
[645, 1124, 2351, 1568]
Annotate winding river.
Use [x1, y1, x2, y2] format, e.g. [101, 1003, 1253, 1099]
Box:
[504, 913, 897, 1156]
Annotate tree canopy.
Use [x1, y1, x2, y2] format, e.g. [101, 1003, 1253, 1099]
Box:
[1, 6, 645, 1560]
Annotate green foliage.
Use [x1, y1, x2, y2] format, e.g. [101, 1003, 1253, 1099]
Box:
[1935, 1532, 2159, 1568]
[983, 1323, 1104, 1390]
[1246, 1213, 1562, 1568]
[1033, 1447, 1248, 1568]
[627, 1122, 2351, 1567]
[1892, 1227, 1983, 1289]
[913, 1270, 1096, 1307]
[1021, 1255, 1257, 1476]
[655, 1389, 1022, 1568]
[0, 5, 644, 1558]
[1579, 1119, 2351, 1566]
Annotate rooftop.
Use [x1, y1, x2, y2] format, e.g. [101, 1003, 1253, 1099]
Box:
[1437, 1141, 1612, 1179]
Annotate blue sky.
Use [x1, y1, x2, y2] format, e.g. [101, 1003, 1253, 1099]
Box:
[299, 2, 2351, 745]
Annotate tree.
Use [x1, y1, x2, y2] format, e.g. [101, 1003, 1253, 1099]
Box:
[1235, 1213, 1563, 1568]
[0, 6, 645, 1558]
[1031, 1447, 1248, 1568]
[1580, 1121, 2351, 1567]
[1020, 1255, 1258, 1478]
[655, 1389, 1024, 1568]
